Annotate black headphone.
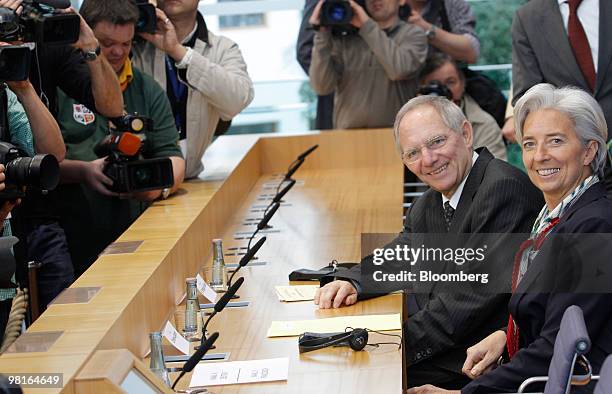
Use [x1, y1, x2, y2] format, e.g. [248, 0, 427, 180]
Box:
[298, 328, 369, 353]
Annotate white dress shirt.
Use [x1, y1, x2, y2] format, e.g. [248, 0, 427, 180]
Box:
[441, 152, 479, 210]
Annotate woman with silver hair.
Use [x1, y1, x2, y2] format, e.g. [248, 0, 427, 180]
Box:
[409, 83, 612, 393]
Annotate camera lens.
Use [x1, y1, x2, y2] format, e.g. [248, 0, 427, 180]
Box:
[132, 166, 154, 188]
[5, 154, 59, 191]
[328, 4, 348, 22]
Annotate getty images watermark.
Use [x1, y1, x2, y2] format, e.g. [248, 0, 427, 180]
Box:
[358, 233, 612, 295]
[372, 244, 489, 284]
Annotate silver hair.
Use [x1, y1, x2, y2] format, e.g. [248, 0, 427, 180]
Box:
[393, 95, 468, 154]
[514, 83, 608, 178]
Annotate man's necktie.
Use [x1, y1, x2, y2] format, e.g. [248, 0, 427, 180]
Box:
[567, 0, 596, 91]
[443, 201, 455, 231]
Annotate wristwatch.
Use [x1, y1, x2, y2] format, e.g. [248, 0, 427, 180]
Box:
[83, 45, 101, 61]
[425, 25, 437, 40]
[160, 187, 171, 200]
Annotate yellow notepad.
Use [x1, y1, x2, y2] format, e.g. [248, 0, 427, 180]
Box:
[267, 313, 401, 337]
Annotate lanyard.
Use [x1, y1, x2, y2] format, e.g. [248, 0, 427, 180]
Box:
[165, 56, 187, 101]
[165, 56, 188, 136]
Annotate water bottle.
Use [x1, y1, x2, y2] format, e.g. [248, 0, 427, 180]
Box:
[210, 239, 228, 291]
[149, 331, 171, 387]
[184, 278, 199, 340]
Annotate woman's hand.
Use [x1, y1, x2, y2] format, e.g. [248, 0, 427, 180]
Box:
[462, 330, 507, 379]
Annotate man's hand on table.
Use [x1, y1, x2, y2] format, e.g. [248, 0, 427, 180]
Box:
[314, 280, 357, 309]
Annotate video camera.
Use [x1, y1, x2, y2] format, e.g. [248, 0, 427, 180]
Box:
[418, 80, 453, 100]
[318, 0, 410, 36]
[0, 0, 80, 45]
[0, 141, 60, 201]
[135, 1, 156, 34]
[320, 0, 353, 27]
[0, 44, 31, 81]
[94, 114, 174, 194]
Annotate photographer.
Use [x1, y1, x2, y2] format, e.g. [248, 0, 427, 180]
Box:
[308, 0, 427, 129]
[0, 76, 63, 338]
[0, 0, 123, 120]
[55, 0, 185, 276]
[132, 0, 253, 179]
[419, 53, 506, 160]
[0, 0, 125, 311]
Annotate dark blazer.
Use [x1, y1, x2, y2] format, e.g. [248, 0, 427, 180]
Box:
[332, 148, 543, 377]
[463, 182, 612, 393]
[512, 0, 612, 125]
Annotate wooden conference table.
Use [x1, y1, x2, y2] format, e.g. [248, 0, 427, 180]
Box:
[0, 128, 405, 393]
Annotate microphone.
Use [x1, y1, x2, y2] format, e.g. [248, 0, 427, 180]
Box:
[171, 332, 219, 390]
[228, 236, 266, 288]
[257, 201, 280, 231]
[297, 144, 319, 161]
[284, 159, 304, 181]
[199, 277, 244, 346]
[272, 179, 296, 204]
[38, 0, 72, 9]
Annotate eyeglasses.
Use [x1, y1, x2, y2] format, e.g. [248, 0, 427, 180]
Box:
[401, 135, 450, 164]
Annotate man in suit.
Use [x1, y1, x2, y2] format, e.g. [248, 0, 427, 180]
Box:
[315, 95, 543, 388]
[512, 0, 612, 193]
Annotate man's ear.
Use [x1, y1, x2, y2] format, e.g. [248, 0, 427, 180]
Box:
[461, 120, 474, 149]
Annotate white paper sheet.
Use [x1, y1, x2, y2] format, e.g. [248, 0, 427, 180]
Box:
[189, 357, 289, 387]
[274, 285, 318, 302]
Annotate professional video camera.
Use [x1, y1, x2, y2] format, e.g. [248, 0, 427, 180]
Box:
[0, 141, 60, 201]
[94, 114, 174, 194]
[418, 80, 453, 101]
[0, 44, 31, 81]
[0, 0, 80, 45]
[135, 1, 156, 34]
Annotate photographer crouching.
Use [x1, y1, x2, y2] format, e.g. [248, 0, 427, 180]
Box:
[55, 0, 185, 277]
[308, 0, 427, 129]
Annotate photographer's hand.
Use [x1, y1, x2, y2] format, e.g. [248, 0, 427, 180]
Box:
[83, 158, 118, 197]
[407, 9, 430, 32]
[139, 9, 186, 62]
[308, 0, 327, 32]
[0, 0, 23, 15]
[348, 0, 369, 29]
[68, 8, 99, 52]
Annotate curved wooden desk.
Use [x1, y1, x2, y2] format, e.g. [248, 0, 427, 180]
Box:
[0, 129, 404, 393]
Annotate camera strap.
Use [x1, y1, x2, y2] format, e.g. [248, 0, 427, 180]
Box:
[0, 86, 9, 143]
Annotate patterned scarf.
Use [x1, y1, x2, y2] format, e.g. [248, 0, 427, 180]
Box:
[507, 175, 599, 359]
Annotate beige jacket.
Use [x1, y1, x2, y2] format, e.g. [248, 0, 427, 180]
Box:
[463, 94, 507, 161]
[132, 16, 254, 178]
[309, 19, 427, 129]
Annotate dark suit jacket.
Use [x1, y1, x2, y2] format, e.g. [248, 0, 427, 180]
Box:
[463, 182, 612, 393]
[331, 148, 543, 375]
[512, 0, 612, 124]
[512, 0, 612, 194]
